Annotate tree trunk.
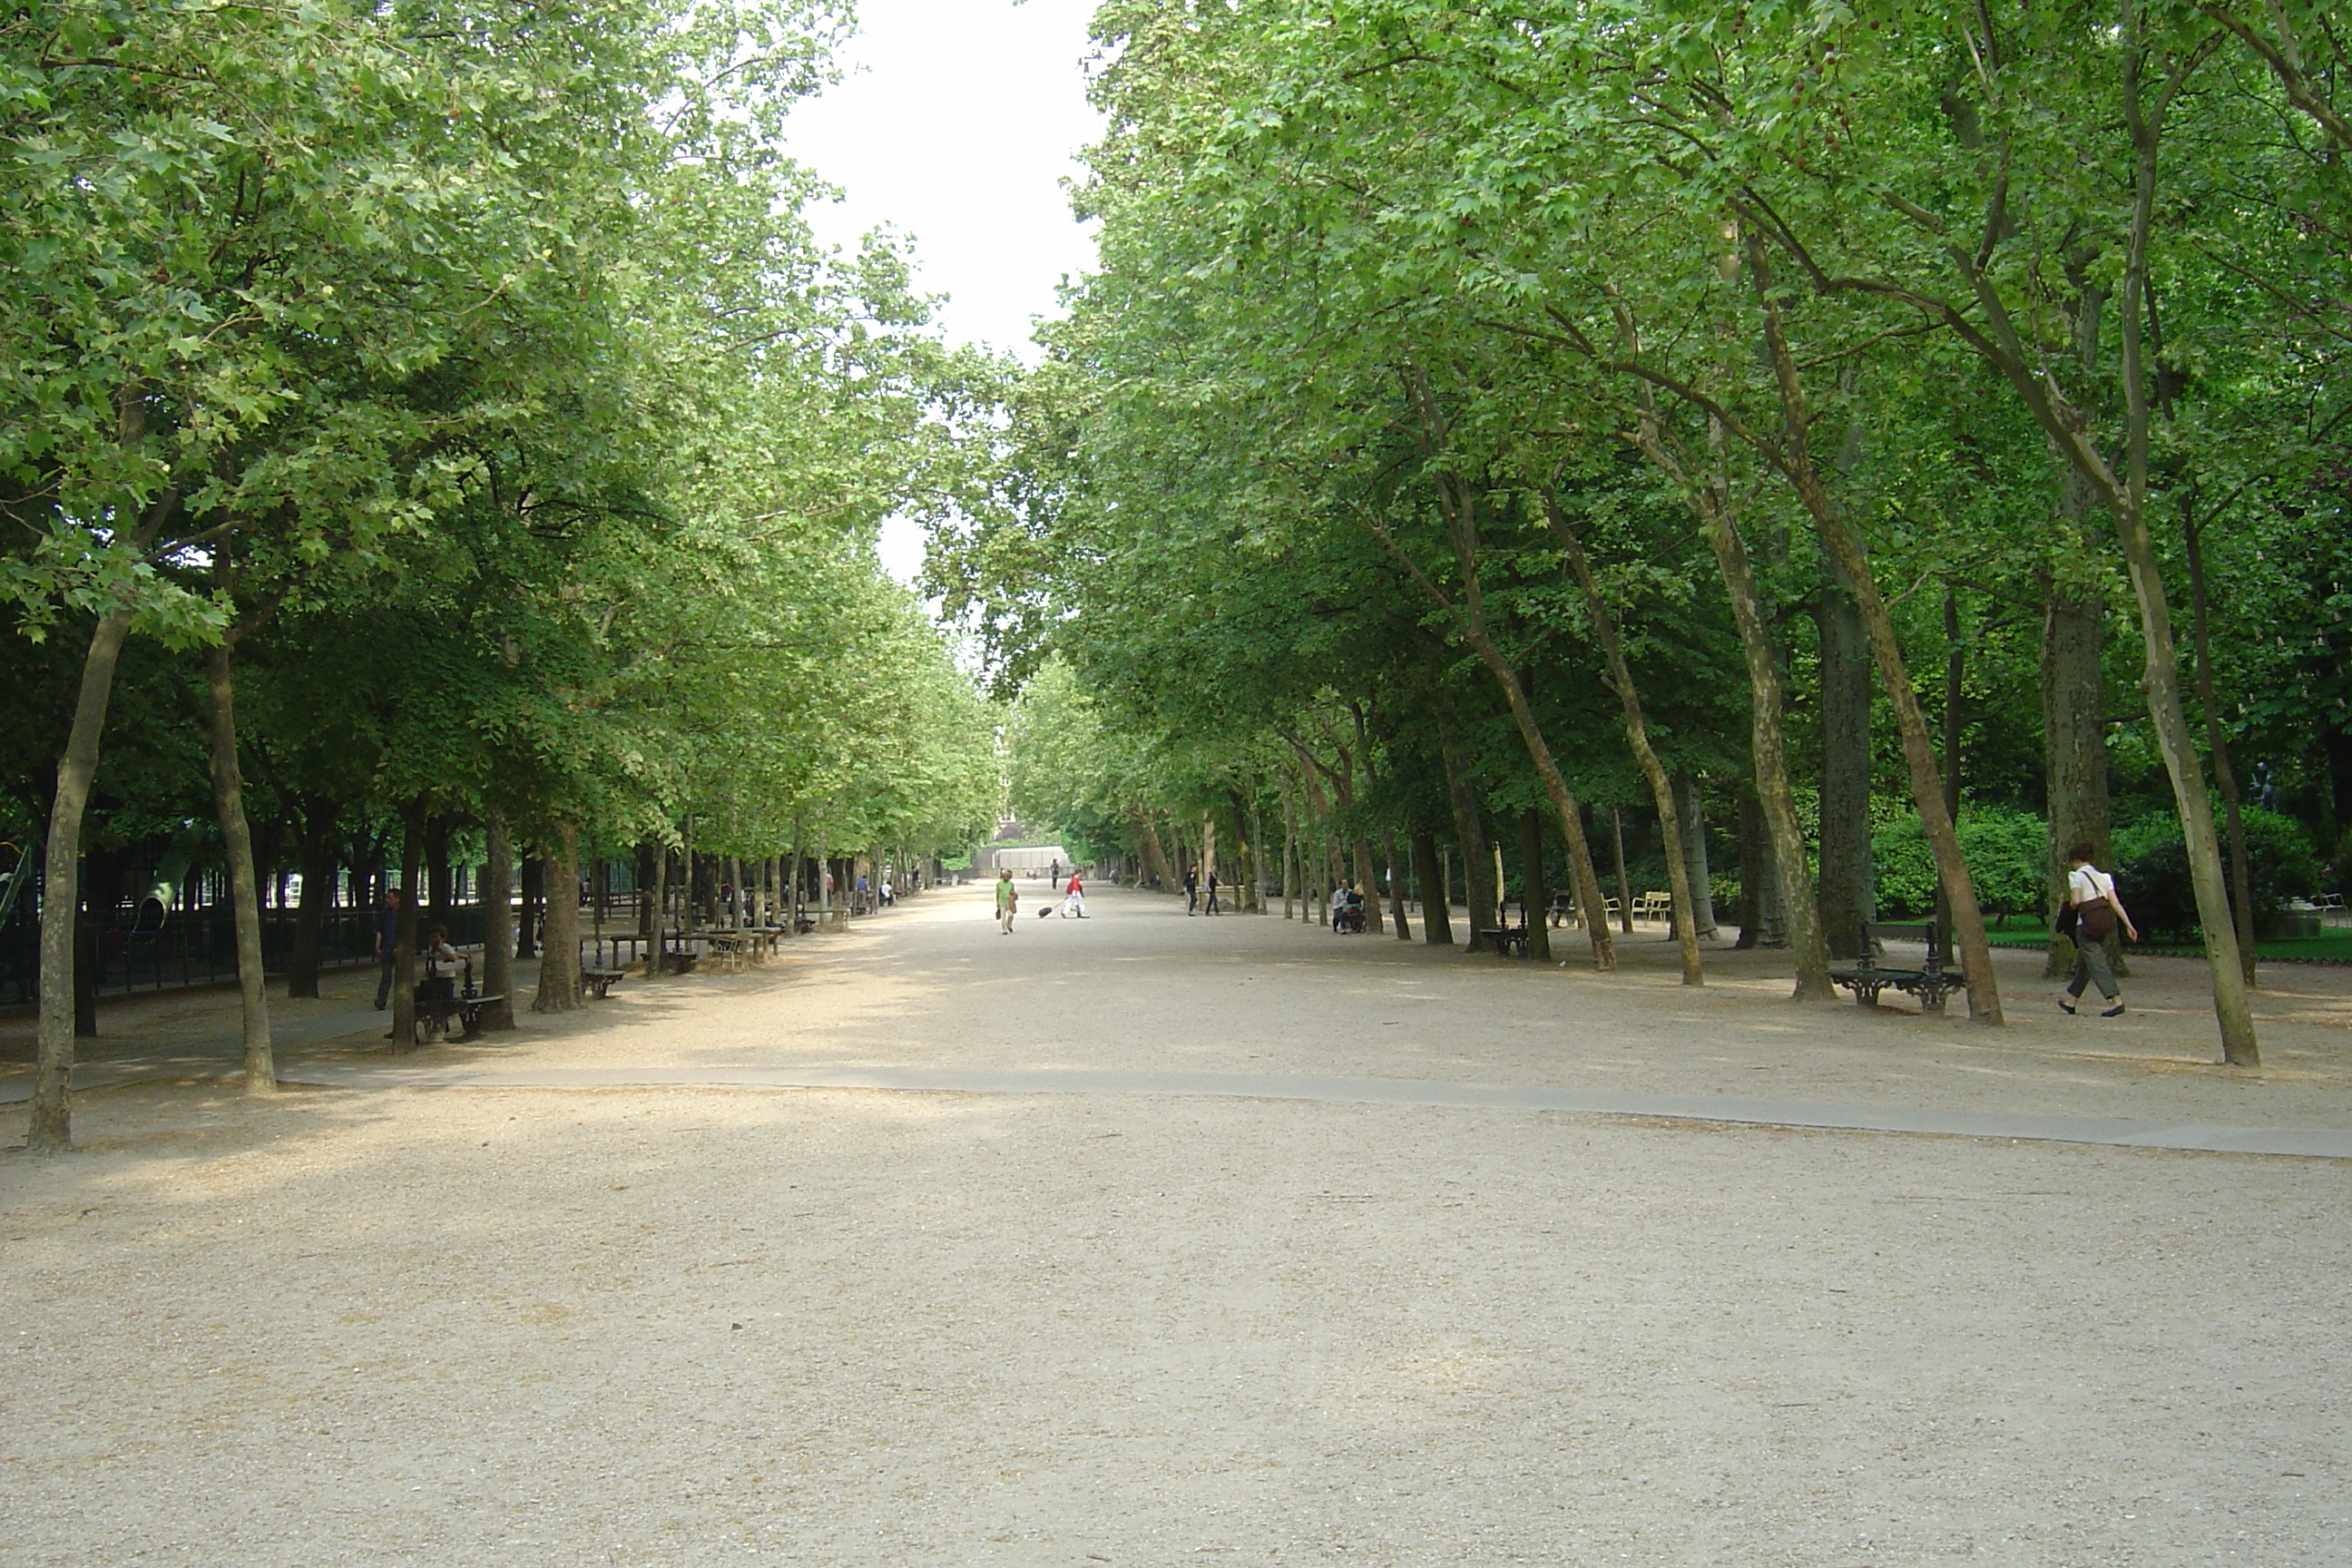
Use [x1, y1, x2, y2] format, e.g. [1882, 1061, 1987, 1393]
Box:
[1815, 581, 1874, 959]
[1434, 718, 1500, 952]
[1135, 811, 1174, 891]
[2184, 505, 2258, 986]
[390, 799, 425, 1051]
[1382, 829, 1412, 941]
[73, 849, 102, 1039]
[1412, 828, 1452, 945]
[1281, 782, 1300, 919]
[1611, 807, 1634, 936]
[205, 642, 275, 1096]
[426, 816, 454, 934]
[1745, 232, 2002, 1022]
[1544, 494, 1705, 982]
[1619, 377, 1829, 996]
[288, 795, 337, 1000]
[29, 606, 140, 1151]
[1735, 789, 1788, 948]
[1517, 809, 1551, 961]
[2042, 568, 2113, 976]
[534, 822, 582, 1013]
[1676, 775, 1718, 939]
[1359, 468, 1613, 966]
[1246, 784, 1269, 915]
[479, 818, 516, 1032]
[1938, 31, 2250, 1055]
[516, 856, 542, 959]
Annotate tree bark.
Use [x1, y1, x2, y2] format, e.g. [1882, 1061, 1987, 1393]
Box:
[1517, 809, 1552, 961]
[288, 795, 337, 1000]
[479, 818, 516, 1032]
[1434, 711, 1501, 952]
[1815, 581, 1874, 958]
[426, 816, 454, 935]
[205, 642, 274, 1096]
[1735, 788, 1788, 949]
[1412, 828, 1452, 945]
[30, 606, 141, 1151]
[1745, 232, 2002, 1022]
[390, 799, 425, 1051]
[1613, 354, 1828, 996]
[1676, 775, 1718, 939]
[534, 822, 582, 1013]
[1544, 494, 1704, 982]
[1611, 807, 1634, 936]
[1920, 25, 2250, 1054]
[2183, 503, 2258, 986]
[516, 855, 542, 959]
[1134, 810, 1174, 891]
[2041, 567, 2112, 976]
[1382, 829, 1412, 941]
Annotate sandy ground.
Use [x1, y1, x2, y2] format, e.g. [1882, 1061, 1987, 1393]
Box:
[2, 885, 2347, 1566]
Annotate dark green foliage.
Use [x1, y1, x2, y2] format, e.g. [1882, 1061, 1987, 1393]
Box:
[1871, 809, 2050, 918]
[2116, 809, 2320, 939]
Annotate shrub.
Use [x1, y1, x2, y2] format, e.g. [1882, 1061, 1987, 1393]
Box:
[2113, 808, 2319, 940]
[1870, 808, 2050, 918]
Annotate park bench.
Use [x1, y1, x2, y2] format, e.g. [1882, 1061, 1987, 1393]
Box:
[411, 980, 505, 1044]
[1547, 892, 1575, 929]
[581, 967, 626, 1000]
[1829, 921, 1969, 1014]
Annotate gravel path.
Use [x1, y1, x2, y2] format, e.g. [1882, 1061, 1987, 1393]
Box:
[3, 885, 2347, 1566]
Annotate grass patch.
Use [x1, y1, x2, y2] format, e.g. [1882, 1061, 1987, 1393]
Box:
[1973, 916, 2352, 964]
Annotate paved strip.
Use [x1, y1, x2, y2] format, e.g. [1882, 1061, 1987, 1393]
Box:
[270, 1062, 2352, 1160]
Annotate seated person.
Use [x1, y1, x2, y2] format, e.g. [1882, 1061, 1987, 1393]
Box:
[419, 924, 470, 997]
[1328, 881, 1352, 932]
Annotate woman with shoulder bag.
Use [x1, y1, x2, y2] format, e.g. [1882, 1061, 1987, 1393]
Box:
[2060, 840, 2139, 1016]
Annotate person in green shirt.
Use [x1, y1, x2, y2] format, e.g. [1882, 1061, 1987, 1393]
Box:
[995, 868, 1018, 934]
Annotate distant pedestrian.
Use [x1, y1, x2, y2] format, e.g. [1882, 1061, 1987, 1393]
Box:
[2058, 840, 2138, 1017]
[373, 887, 405, 1009]
[1063, 871, 1086, 918]
[1204, 868, 1221, 916]
[880, 877, 895, 907]
[996, 868, 1019, 934]
[1328, 880, 1349, 932]
[1183, 867, 1200, 915]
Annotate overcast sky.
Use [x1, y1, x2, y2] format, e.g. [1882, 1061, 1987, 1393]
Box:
[785, 1, 1103, 590]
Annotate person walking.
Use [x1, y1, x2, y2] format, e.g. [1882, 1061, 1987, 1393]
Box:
[995, 868, 1019, 935]
[1203, 868, 1221, 916]
[2059, 840, 2138, 1016]
[1182, 866, 1200, 915]
[373, 887, 405, 1009]
[1062, 870, 1086, 918]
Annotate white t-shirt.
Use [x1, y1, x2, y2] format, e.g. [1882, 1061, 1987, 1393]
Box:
[2068, 865, 2115, 906]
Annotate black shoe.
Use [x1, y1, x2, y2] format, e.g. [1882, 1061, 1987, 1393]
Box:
[2102, 1003, 2125, 1017]
[2058, 998, 2077, 1014]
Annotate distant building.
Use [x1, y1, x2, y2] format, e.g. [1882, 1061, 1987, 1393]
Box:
[974, 843, 1072, 876]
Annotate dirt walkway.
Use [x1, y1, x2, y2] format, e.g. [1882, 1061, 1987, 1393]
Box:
[3, 886, 2347, 1565]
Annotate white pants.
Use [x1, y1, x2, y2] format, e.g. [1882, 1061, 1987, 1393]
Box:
[1063, 893, 1085, 917]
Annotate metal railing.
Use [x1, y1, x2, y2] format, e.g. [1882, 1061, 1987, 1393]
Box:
[0, 903, 491, 1005]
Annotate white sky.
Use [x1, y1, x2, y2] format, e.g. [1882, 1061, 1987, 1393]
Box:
[783, 0, 1105, 584]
